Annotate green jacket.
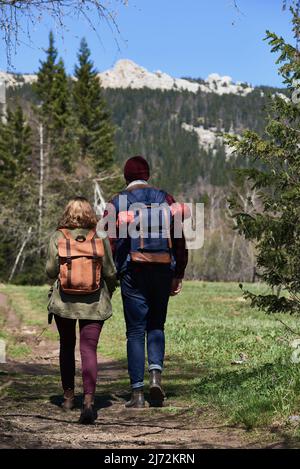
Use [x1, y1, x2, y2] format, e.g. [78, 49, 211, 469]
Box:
[46, 227, 118, 322]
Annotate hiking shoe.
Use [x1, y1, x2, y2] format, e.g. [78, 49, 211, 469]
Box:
[125, 388, 145, 409]
[149, 370, 165, 407]
[79, 394, 97, 425]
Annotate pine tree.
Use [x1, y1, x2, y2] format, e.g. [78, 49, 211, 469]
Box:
[33, 31, 76, 170]
[51, 58, 78, 170]
[33, 31, 58, 122]
[0, 105, 32, 195]
[227, 9, 300, 314]
[0, 105, 36, 282]
[73, 38, 115, 171]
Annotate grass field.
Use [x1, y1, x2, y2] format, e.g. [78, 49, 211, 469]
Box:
[1, 281, 300, 434]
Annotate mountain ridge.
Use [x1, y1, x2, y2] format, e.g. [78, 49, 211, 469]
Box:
[1, 58, 256, 96]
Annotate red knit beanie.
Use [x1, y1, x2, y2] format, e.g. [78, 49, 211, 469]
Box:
[124, 156, 150, 182]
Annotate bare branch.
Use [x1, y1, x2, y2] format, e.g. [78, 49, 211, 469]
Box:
[0, 0, 128, 68]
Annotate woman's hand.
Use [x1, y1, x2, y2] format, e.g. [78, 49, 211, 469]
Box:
[170, 278, 182, 296]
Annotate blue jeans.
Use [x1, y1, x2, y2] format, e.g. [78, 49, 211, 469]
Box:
[120, 264, 173, 389]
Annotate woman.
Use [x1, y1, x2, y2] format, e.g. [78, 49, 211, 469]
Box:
[46, 196, 117, 424]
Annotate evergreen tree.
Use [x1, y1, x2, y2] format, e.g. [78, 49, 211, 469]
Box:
[33, 31, 58, 123]
[0, 105, 37, 282]
[0, 105, 32, 195]
[227, 9, 300, 314]
[33, 31, 76, 170]
[73, 38, 115, 171]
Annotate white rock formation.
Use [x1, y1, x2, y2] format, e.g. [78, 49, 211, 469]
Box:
[181, 123, 235, 158]
[0, 71, 37, 87]
[204, 73, 253, 95]
[273, 92, 290, 103]
[98, 59, 254, 96]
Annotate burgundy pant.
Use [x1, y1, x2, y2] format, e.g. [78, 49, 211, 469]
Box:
[54, 315, 103, 395]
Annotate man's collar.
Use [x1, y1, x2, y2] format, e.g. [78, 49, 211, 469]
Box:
[126, 179, 148, 189]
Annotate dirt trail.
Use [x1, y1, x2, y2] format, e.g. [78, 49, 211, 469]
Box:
[0, 292, 289, 449]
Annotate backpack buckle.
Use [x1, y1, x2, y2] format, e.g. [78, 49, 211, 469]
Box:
[66, 257, 72, 269]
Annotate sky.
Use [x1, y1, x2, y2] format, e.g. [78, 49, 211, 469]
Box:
[0, 0, 296, 87]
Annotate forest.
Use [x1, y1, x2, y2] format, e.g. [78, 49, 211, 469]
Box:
[0, 32, 287, 284]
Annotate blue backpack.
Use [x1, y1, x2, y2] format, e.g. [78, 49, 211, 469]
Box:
[124, 188, 173, 264]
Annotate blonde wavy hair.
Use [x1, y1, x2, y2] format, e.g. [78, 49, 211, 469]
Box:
[58, 197, 98, 229]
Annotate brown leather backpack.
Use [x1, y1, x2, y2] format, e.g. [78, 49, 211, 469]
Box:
[57, 228, 104, 295]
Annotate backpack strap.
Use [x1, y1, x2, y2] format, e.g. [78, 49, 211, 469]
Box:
[123, 190, 139, 207]
[85, 228, 97, 241]
[91, 236, 98, 290]
[58, 229, 72, 289]
[85, 228, 100, 289]
[157, 190, 168, 204]
[58, 228, 72, 239]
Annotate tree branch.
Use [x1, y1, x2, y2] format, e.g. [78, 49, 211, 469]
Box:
[0, 1, 128, 68]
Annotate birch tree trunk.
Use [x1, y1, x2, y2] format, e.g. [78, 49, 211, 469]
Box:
[9, 226, 32, 282]
[38, 123, 44, 244]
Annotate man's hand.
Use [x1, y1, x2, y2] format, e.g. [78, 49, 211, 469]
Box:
[170, 278, 182, 296]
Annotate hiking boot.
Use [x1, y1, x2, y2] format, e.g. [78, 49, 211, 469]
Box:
[125, 388, 145, 409]
[79, 394, 97, 425]
[62, 389, 75, 411]
[149, 370, 165, 407]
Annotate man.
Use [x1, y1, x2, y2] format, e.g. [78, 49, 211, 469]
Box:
[105, 156, 188, 408]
